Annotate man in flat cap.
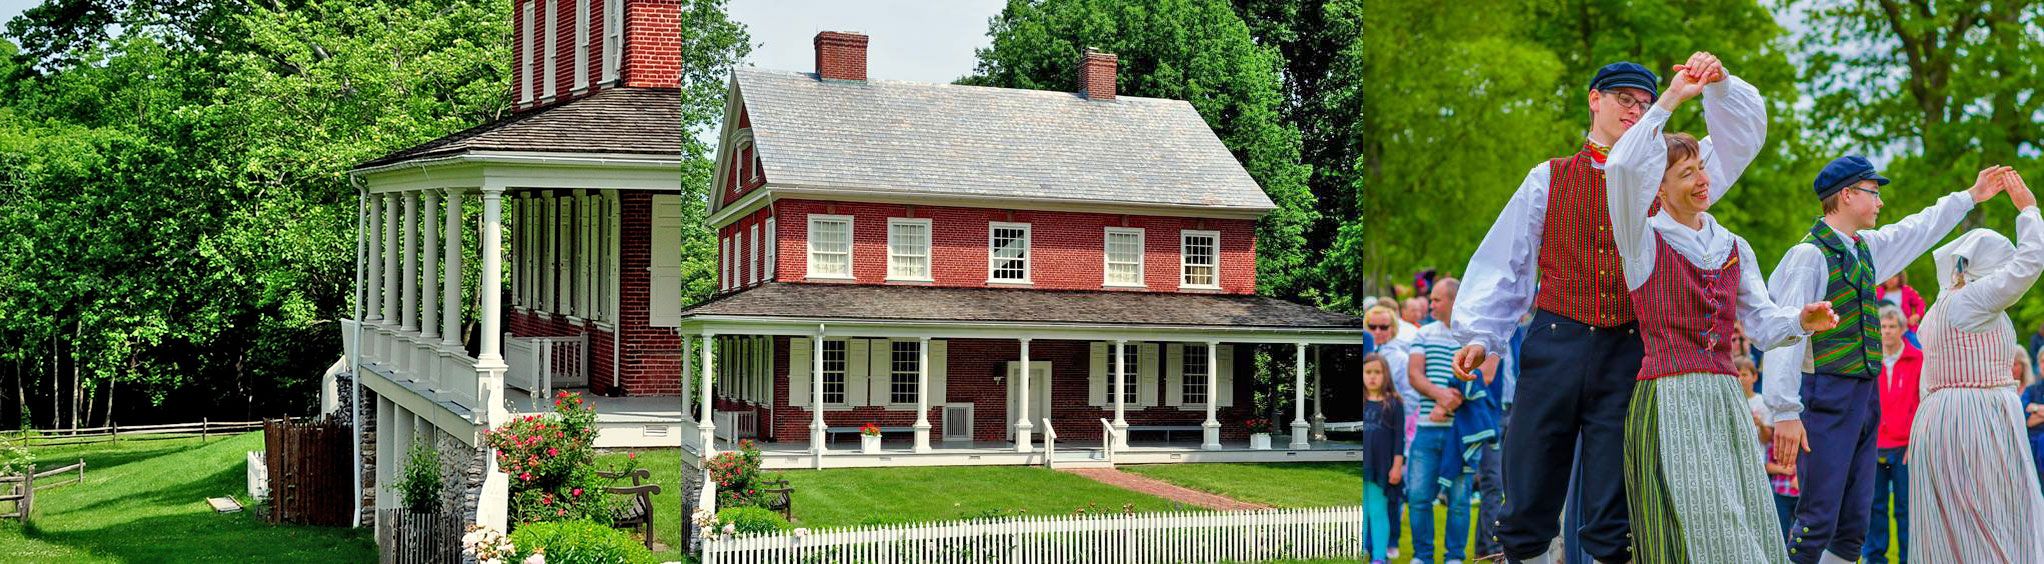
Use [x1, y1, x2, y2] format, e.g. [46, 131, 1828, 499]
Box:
[1450, 52, 1764, 564]
[1761, 157, 2009, 563]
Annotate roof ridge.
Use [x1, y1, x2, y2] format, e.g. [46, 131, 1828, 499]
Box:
[733, 66, 1190, 105]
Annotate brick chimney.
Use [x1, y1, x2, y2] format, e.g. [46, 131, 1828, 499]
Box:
[1078, 49, 1117, 101]
[621, 0, 684, 88]
[814, 31, 869, 81]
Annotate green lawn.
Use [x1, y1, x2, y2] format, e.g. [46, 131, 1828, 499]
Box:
[1120, 462, 1363, 508]
[1, 432, 374, 563]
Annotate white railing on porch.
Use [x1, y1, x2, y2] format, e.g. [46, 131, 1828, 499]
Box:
[504, 333, 588, 399]
[1040, 419, 1057, 469]
[700, 506, 1363, 564]
[345, 319, 485, 415]
[714, 411, 757, 444]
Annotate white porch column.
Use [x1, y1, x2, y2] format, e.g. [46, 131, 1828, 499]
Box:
[1014, 338, 1033, 452]
[1310, 346, 1327, 441]
[810, 328, 826, 454]
[365, 197, 384, 324]
[680, 335, 694, 421]
[698, 333, 718, 457]
[474, 188, 509, 427]
[439, 189, 465, 349]
[1112, 340, 1129, 449]
[382, 194, 400, 324]
[420, 191, 442, 341]
[1201, 341, 1221, 450]
[400, 191, 420, 332]
[1290, 343, 1311, 449]
[913, 336, 932, 453]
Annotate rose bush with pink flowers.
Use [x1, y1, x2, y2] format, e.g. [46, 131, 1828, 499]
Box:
[483, 390, 628, 524]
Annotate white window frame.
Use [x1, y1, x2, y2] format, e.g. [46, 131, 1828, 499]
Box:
[987, 222, 1032, 284]
[542, 0, 558, 100]
[720, 235, 732, 291]
[807, 215, 854, 280]
[1182, 344, 1210, 406]
[887, 218, 933, 282]
[1180, 230, 1221, 290]
[888, 340, 921, 407]
[601, 0, 621, 84]
[1103, 227, 1145, 288]
[520, 1, 535, 103]
[763, 217, 777, 281]
[820, 339, 848, 406]
[573, 0, 589, 92]
[749, 223, 762, 286]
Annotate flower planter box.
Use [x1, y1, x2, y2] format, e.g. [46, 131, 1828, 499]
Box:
[1249, 433, 1272, 450]
[860, 434, 882, 454]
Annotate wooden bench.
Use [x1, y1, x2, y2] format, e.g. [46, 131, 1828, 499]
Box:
[823, 426, 912, 446]
[598, 468, 662, 550]
[1125, 425, 1204, 443]
[756, 478, 795, 521]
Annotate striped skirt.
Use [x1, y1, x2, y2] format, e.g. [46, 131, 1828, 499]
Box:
[1908, 386, 2044, 563]
[1624, 373, 1789, 563]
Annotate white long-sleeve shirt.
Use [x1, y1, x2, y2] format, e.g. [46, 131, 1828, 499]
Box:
[1760, 191, 1977, 423]
[1603, 98, 1805, 351]
[1452, 75, 1768, 352]
[1936, 207, 2044, 334]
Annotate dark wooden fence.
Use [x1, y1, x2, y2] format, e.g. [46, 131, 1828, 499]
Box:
[263, 417, 352, 526]
[5, 419, 266, 448]
[376, 508, 462, 564]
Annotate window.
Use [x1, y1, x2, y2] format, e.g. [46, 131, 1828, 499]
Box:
[520, 1, 535, 102]
[573, 0, 589, 91]
[601, 0, 620, 83]
[1104, 228, 1144, 287]
[720, 236, 732, 290]
[764, 217, 776, 280]
[750, 224, 762, 286]
[989, 223, 1031, 282]
[1182, 344, 1210, 405]
[1181, 231, 1219, 288]
[808, 215, 852, 278]
[1106, 343, 1138, 404]
[890, 341, 920, 405]
[542, 0, 557, 99]
[821, 340, 848, 405]
[888, 218, 932, 281]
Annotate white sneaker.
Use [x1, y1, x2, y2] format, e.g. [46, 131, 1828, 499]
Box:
[1388, 548, 1401, 559]
[1449, 560, 1465, 564]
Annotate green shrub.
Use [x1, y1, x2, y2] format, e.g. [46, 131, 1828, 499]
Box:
[0, 434, 31, 476]
[715, 506, 788, 535]
[485, 391, 615, 523]
[395, 440, 441, 512]
[508, 519, 655, 564]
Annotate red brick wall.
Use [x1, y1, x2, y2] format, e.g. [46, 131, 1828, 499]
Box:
[507, 192, 682, 396]
[758, 337, 1251, 443]
[717, 109, 763, 208]
[714, 207, 777, 292]
[621, 0, 680, 88]
[764, 199, 1257, 294]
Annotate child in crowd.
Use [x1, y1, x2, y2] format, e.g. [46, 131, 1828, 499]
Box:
[1359, 353, 1406, 564]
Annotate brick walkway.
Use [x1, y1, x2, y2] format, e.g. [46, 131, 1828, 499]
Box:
[1060, 468, 1269, 511]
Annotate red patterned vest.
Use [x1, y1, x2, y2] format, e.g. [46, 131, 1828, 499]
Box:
[1536, 148, 1637, 327]
[1630, 232, 1741, 380]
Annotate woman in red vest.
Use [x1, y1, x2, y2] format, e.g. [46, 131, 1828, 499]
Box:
[1604, 54, 1838, 564]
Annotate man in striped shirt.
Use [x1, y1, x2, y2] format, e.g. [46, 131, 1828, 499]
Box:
[1407, 278, 1499, 564]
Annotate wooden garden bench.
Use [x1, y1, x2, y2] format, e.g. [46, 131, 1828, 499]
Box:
[756, 478, 795, 521]
[823, 425, 911, 446]
[597, 468, 661, 550]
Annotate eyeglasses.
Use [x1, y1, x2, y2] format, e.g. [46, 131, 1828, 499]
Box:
[1851, 186, 1883, 201]
[1601, 90, 1651, 111]
[1367, 324, 1394, 330]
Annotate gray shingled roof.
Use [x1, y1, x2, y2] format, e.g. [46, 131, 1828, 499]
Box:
[734, 68, 1275, 212]
[679, 283, 1361, 329]
[355, 87, 682, 170]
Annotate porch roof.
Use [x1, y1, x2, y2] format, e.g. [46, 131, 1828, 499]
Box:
[353, 87, 682, 171]
[677, 283, 1363, 330]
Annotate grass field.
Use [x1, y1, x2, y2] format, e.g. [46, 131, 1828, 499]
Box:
[1, 432, 374, 563]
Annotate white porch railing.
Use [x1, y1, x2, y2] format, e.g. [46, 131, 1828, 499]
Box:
[700, 506, 1363, 564]
[1040, 418, 1057, 469]
[1098, 418, 1116, 464]
[504, 333, 589, 399]
[345, 319, 486, 416]
[714, 411, 757, 444]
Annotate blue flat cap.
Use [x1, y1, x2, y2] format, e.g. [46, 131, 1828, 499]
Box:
[1815, 155, 1890, 200]
[1590, 61, 1659, 102]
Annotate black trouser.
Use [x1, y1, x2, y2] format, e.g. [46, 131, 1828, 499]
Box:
[1497, 310, 1642, 562]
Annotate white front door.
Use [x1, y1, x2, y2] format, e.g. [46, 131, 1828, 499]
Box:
[1005, 361, 1052, 440]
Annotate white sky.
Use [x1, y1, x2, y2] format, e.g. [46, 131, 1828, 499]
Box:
[0, 0, 34, 32]
[727, 0, 1003, 84]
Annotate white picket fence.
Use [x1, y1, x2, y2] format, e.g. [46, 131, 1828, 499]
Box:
[700, 506, 1362, 564]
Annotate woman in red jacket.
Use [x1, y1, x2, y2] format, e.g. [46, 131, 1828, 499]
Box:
[1867, 305, 1922, 563]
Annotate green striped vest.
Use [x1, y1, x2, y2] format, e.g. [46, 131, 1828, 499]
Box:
[1802, 221, 1883, 378]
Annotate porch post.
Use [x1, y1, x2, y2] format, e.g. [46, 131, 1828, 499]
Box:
[382, 194, 401, 324]
[1310, 346, 1326, 441]
[1201, 341, 1221, 450]
[475, 187, 510, 420]
[420, 190, 442, 341]
[680, 335, 694, 422]
[1014, 338, 1033, 452]
[810, 326, 826, 455]
[365, 197, 384, 324]
[698, 332, 718, 458]
[1290, 343, 1311, 449]
[400, 191, 419, 332]
[440, 189, 465, 349]
[913, 336, 932, 452]
[1111, 340, 1129, 449]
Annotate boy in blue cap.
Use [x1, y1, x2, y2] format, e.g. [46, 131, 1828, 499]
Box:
[1761, 157, 2009, 563]
[1451, 52, 1766, 564]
